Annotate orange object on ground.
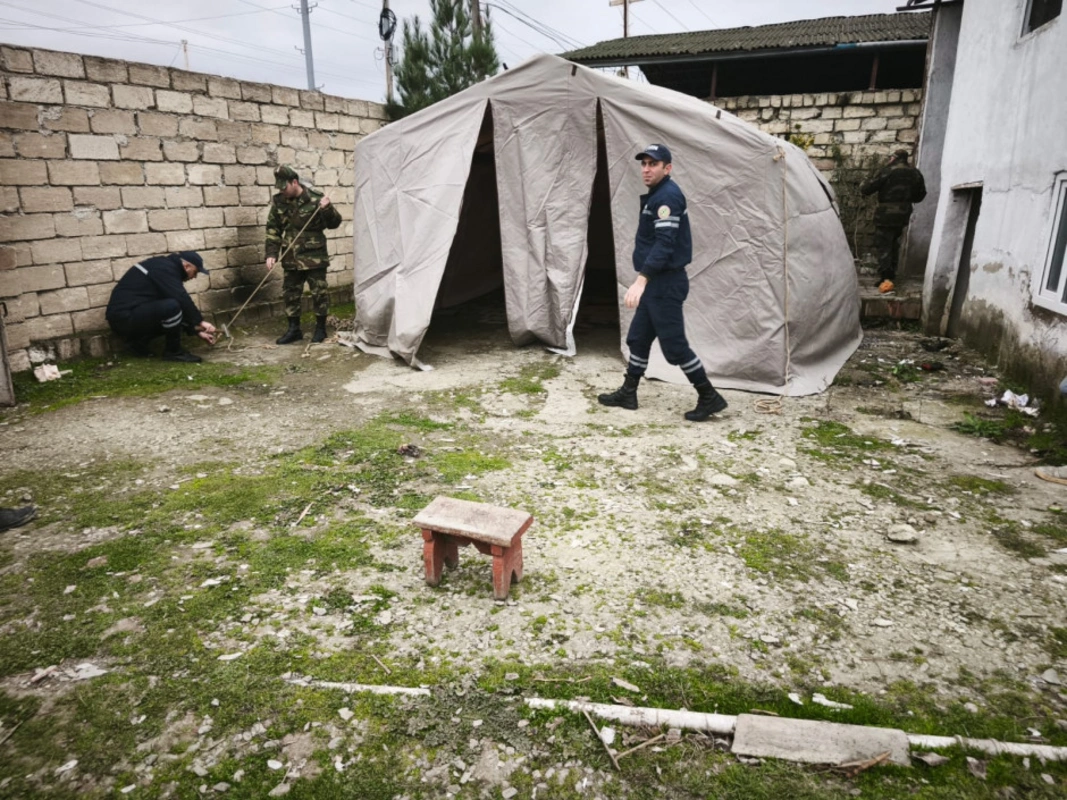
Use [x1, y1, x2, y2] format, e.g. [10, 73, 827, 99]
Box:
[878, 279, 895, 294]
[414, 496, 533, 600]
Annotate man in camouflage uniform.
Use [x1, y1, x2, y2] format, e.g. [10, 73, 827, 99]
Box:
[861, 149, 927, 294]
[266, 165, 343, 344]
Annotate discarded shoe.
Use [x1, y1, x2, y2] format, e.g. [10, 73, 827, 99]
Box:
[162, 349, 203, 363]
[1035, 466, 1067, 487]
[878, 279, 895, 294]
[0, 505, 38, 532]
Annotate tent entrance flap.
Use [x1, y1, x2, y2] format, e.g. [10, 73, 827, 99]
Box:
[570, 102, 619, 342]
[433, 105, 503, 311]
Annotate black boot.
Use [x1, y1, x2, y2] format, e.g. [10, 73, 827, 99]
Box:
[685, 382, 727, 422]
[276, 316, 303, 345]
[0, 505, 37, 532]
[598, 374, 640, 410]
[162, 329, 202, 363]
[310, 315, 327, 343]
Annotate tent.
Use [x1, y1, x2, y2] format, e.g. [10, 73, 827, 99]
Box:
[352, 54, 861, 395]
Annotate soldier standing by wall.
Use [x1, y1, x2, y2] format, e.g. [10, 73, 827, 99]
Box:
[266, 165, 343, 344]
[861, 149, 927, 294]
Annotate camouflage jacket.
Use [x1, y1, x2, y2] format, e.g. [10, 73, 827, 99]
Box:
[861, 163, 927, 228]
[265, 185, 343, 271]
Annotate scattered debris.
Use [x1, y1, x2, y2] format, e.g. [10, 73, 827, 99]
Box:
[913, 752, 950, 767]
[611, 677, 641, 693]
[811, 693, 853, 710]
[966, 756, 988, 780]
[33, 364, 66, 382]
[397, 443, 422, 458]
[886, 523, 919, 544]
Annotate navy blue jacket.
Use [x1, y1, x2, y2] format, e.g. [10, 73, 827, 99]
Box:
[632, 175, 692, 277]
[106, 254, 203, 332]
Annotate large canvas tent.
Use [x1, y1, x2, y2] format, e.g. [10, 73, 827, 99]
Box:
[352, 54, 861, 395]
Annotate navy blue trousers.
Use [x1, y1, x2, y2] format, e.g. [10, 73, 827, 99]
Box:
[625, 271, 707, 386]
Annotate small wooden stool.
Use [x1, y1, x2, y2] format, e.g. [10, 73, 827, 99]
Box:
[413, 496, 533, 600]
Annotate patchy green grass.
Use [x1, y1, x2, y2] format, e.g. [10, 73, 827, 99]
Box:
[1033, 519, 1067, 545]
[732, 529, 849, 584]
[990, 525, 1046, 559]
[498, 361, 562, 395]
[5, 356, 279, 415]
[946, 475, 1015, 495]
[800, 420, 895, 467]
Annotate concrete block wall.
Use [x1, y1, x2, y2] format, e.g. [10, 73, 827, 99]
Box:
[717, 88, 924, 174]
[0, 44, 387, 372]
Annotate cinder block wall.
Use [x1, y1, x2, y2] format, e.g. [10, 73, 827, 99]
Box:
[0, 44, 386, 372]
[717, 89, 923, 172]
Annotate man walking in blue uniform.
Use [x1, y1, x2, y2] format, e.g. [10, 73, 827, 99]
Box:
[598, 143, 727, 422]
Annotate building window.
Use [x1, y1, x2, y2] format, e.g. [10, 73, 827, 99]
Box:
[1024, 0, 1062, 34]
[1035, 174, 1067, 314]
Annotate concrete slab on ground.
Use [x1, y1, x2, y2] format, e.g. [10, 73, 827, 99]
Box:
[731, 713, 911, 767]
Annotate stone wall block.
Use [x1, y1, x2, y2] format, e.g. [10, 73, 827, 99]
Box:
[208, 76, 241, 99]
[121, 187, 166, 209]
[204, 228, 239, 249]
[0, 214, 55, 242]
[339, 117, 362, 134]
[112, 84, 154, 110]
[10, 264, 65, 293]
[19, 187, 73, 214]
[260, 105, 289, 125]
[323, 95, 346, 113]
[129, 64, 170, 88]
[22, 312, 73, 340]
[359, 118, 384, 135]
[834, 118, 862, 132]
[887, 117, 915, 131]
[179, 118, 218, 140]
[39, 286, 90, 315]
[236, 146, 267, 165]
[31, 237, 81, 264]
[65, 259, 113, 286]
[145, 162, 186, 185]
[0, 101, 38, 131]
[224, 207, 259, 227]
[861, 117, 889, 132]
[0, 293, 38, 323]
[14, 132, 66, 159]
[148, 209, 190, 231]
[193, 96, 229, 119]
[1, 47, 33, 73]
[88, 109, 138, 135]
[74, 187, 122, 210]
[202, 143, 236, 164]
[298, 91, 325, 111]
[138, 112, 178, 137]
[227, 244, 263, 266]
[222, 165, 257, 185]
[272, 86, 299, 107]
[216, 121, 252, 145]
[229, 101, 261, 122]
[72, 307, 108, 333]
[188, 207, 224, 228]
[250, 123, 280, 145]
[367, 102, 387, 121]
[85, 56, 128, 83]
[33, 50, 85, 78]
[86, 283, 114, 306]
[124, 232, 167, 257]
[79, 235, 128, 259]
[54, 210, 103, 238]
[165, 187, 204, 207]
[156, 90, 194, 114]
[9, 77, 63, 104]
[165, 230, 205, 251]
[69, 134, 120, 160]
[241, 81, 272, 103]
[171, 70, 207, 92]
[120, 137, 163, 161]
[103, 209, 148, 234]
[63, 80, 110, 107]
[290, 109, 315, 129]
[203, 186, 239, 206]
[162, 140, 199, 162]
[41, 108, 89, 133]
[896, 128, 919, 143]
[188, 164, 223, 185]
[280, 129, 308, 149]
[238, 186, 270, 206]
[98, 162, 144, 185]
[315, 112, 340, 131]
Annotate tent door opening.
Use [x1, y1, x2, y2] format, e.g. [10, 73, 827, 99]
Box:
[569, 101, 619, 346]
[431, 103, 504, 317]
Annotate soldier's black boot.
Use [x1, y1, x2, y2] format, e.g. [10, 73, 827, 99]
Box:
[598, 374, 640, 410]
[310, 315, 327, 343]
[685, 382, 727, 422]
[162, 329, 202, 363]
[0, 504, 37, 532]
[276, 317, 303, 345]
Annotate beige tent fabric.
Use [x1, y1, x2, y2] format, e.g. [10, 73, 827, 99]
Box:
[352, 54, 861, 395]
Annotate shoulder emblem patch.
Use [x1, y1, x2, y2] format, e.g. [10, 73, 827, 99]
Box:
[657, 205, 671, 219]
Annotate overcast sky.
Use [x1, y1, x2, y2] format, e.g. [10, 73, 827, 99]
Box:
[1, 1, 903, 103]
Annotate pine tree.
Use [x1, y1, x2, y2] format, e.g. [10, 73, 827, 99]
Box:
[388, 0, 500, 119]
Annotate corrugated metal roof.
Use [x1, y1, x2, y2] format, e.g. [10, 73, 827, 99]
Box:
[561, 12, 931, 63]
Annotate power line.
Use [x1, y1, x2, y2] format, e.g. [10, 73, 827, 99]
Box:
[651, 0, 689, 31]
[491, 0, 585, 50]
[687, 0, 717, 27]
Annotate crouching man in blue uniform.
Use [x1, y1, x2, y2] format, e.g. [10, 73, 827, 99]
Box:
[598, 143, 727, 422]
[106, 251, 217, 363]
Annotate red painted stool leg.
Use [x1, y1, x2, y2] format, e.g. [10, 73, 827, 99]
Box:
[422, 529, 445, 586]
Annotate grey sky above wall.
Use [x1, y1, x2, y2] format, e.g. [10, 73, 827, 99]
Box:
[1, 0, 902, 102]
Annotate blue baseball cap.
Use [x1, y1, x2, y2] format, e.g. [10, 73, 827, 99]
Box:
[177, 250, 209, 275]
[635, 143, 672, 163]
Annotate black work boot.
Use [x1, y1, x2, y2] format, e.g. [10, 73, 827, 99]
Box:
[685, 382, 728, 422]
[0, 504, 37, 532]
[161, 329, 200, 363]
[310, 315, 328, 343]
[598, 374, 640, 410]
[276, 316, 303, 345]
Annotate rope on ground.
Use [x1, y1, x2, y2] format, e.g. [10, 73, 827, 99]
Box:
[754, 396, 783, 415]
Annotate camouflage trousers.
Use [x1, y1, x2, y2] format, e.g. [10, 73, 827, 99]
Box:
[282, 267, 329, 319]
[873, 225, 905, 281]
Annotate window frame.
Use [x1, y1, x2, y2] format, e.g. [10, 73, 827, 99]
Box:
[1032, 172, 1067, 315]
[1022, 0, 1063, 36]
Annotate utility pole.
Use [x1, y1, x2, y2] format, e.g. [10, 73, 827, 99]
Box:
[471, 0, 482, 36]
[608, 0, 643, 78]
[181, 39, 189, 70]
[297, 0, 316, 90]
[379, 0, 397, 104]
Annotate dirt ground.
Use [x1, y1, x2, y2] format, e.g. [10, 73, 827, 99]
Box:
[1, 300, 1066, 797]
